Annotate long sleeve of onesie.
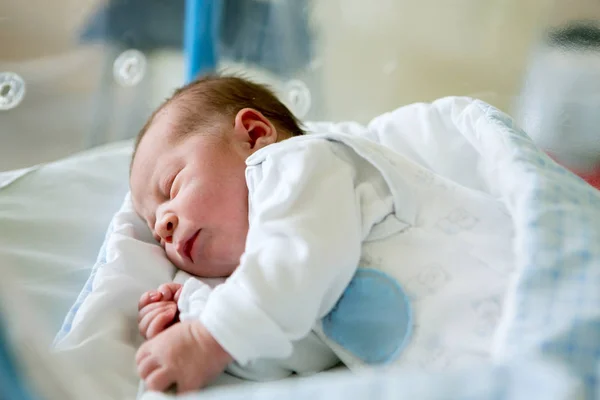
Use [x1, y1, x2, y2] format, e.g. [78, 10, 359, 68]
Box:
[178, 277, 339, 380]
[200, 139, 365, 365]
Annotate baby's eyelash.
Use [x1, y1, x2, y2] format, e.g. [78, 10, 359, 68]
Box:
[168, 170, 182, 200]
[169, 175, 178, 199]
[163, 173, 176, 199]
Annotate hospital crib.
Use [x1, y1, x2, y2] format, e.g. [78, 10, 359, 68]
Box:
[1, 1, 600, 399]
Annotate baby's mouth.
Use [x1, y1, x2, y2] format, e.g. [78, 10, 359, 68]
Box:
[183, 230, 200, 263]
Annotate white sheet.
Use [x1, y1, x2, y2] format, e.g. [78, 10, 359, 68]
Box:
[0, 141, 131, 335]
[0, 141, 133, 399]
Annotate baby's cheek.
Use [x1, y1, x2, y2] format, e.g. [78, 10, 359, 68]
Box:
[180, 188, 209, 218]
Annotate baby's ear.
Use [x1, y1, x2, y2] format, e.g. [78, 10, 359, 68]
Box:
[233, 108, 277, 151]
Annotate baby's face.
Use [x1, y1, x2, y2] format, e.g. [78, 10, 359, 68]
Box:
[130, 109, 251, 277]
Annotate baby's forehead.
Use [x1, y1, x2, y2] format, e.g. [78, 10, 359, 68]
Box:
[130, 118, 174, 190]
[153, 101, 208, 145]
[151, 104, 186, 141]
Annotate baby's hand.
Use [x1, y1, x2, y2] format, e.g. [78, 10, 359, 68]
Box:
[136, 321, 233, 393]
[139, 283, 183, 306]
[138, 283, 183, 339]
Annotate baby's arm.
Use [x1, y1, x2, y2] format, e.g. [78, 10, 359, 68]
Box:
[177, 278, 331, 382]
[176, 278, 213, 322]
[201, 141, 362, 365]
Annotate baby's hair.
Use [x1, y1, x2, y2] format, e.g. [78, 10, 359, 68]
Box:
[131, 73, 305, 172]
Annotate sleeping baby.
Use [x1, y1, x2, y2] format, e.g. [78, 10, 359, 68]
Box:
[130, 75, 515, 393]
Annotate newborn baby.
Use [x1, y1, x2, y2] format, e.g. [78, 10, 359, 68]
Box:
[131, 75, 350, 392]
[130, 75, 514, 393]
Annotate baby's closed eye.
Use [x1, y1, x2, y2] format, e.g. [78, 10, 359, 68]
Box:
[169, 172, 182, 200]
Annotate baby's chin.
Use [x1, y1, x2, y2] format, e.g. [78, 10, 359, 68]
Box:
[170, 257, 236, 279]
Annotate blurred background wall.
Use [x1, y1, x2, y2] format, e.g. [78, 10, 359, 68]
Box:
[1, 0, 599, 177]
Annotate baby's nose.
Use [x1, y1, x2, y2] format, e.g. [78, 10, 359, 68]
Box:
[156, 214, 178, 244]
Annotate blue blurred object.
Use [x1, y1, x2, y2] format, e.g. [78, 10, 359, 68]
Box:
[79, 0, 312, 81]
[0, 317, 36, 400]
[185, 0, 220, 82]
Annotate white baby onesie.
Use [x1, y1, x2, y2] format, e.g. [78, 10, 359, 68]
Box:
[183, 111, 514, 371]
[194, 136, 397, 366]
[176, 275, 340, 381]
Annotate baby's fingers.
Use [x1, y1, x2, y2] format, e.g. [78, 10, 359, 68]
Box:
[136, 352, 177, 393]
[137, 354, 161, 379]
[139, 304, 176, 339]
[157, 283, 183, 302]
[138, 302, 168, 323]
[139, 291, 163, 310]
[174, 286, 183, 303]
[145, 367, 176, 393]
[136, 347, 150, 366]
[139, 307, 163, 338]
[146, 305, 178, 339]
